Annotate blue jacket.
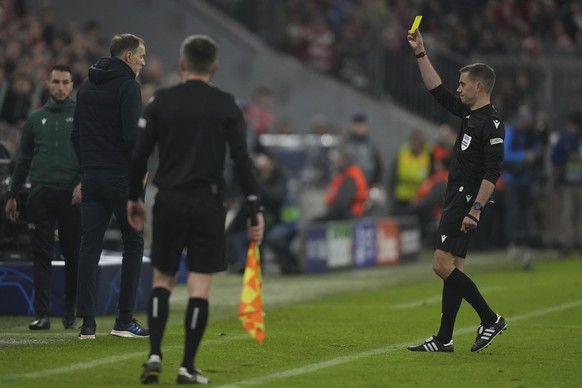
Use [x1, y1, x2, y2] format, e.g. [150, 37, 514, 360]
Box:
[71, 57, 142, 173]
[551, 128, 582, 185]
[502, 125, 541, 184]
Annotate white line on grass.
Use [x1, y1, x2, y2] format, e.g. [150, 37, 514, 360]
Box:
[390, 286, 505, 309]
[1, 334, 248, 381]
[216, 299, 582, 387]
[4, 299, 581, 384]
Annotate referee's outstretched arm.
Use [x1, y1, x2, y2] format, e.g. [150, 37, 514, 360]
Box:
[407, 29, 442, 91]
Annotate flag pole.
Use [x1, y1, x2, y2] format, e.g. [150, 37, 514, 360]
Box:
[238, 195, 265, 343]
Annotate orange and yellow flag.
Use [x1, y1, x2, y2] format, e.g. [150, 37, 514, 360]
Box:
[238, 241, 265, 343]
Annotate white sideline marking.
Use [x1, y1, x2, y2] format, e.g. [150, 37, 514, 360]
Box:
[216, 299, 582, 388]
[4, 300, 582, 383]
[2, 334, 247, 380]
[391, 286, 505, 309]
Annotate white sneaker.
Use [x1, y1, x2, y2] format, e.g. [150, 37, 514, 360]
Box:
[176, 367, 210, 384]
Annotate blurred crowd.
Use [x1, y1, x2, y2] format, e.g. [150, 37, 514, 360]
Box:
[214, 0, 582, 75]
[212, 0, 582, 125]
[0, 0, 166, 155]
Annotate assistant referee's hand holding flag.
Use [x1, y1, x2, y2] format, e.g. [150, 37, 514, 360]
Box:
[239, 195, 266, 343]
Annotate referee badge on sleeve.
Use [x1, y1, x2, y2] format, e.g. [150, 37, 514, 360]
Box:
[461, 133, 472, 151]
[138, 117, 147, 128]
[490, 137, 503, 145]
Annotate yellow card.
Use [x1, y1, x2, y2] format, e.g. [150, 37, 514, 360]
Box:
[409, 15, 423, 34]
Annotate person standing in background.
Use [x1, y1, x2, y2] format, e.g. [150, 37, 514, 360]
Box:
[503, 105, 542, 263]
[344, 111, 383, 188]
[72, 33, 149, 340]
[389, 129, 432, 215]
[550, 111, 582, 257]
[5, 65, 81, 330]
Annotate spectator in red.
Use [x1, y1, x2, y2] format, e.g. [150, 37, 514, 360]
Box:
[301, 13, 336, 73]
[244, 85, 274, 136]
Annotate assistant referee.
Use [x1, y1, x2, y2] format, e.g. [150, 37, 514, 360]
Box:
[406, 29, 507, 353]
[127, 35, 264, 384]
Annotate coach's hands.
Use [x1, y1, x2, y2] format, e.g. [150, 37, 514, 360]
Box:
[72, 183, 82, 205]
[128, 199, 146, 231]
[4, 198, 19, 221]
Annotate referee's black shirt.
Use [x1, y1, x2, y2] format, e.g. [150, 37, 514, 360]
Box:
[430, 85, 505, 189]
[128, 80, 259, 201]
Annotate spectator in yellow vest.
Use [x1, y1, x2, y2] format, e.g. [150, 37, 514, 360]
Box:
[389, 129, 432, 215]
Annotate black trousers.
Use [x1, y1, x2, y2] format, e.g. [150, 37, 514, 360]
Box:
[26, 186, 81, 318]
[76, 172, 144, 318]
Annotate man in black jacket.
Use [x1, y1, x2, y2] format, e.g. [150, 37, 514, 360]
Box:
[71, 33, 149, 340]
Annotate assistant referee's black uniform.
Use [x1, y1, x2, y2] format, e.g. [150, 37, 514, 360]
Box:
[128, 80, 260, 274]
[429, 85, 505, 258]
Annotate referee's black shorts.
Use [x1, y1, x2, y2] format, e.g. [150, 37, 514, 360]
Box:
[434, 184, 479, 259]
[151, 187, 227, 275]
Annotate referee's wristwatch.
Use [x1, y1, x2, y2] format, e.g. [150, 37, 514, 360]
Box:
[472, 202, 482, 211]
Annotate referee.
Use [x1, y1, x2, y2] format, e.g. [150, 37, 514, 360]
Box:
[127, 35, 264, 384]
[406, 29, 507, 353]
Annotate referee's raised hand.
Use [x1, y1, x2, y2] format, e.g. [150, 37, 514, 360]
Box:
[407, 28, 424, 53]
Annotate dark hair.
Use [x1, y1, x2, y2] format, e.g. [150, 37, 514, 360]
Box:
[460, 63, 496, 94]
[110, 33, 144, 57]
[180, 35, 218, 74]
[351, 111, 367, 123]
[50, 64, 72, 74]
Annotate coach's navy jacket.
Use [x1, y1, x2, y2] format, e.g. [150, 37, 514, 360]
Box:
[71, 57, 142, 173]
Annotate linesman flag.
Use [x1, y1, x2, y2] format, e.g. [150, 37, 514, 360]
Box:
[238, 240, 265, 343]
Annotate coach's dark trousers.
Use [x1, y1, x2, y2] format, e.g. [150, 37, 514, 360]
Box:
[76, 171, 144, 318]
[27, 187, 81, 318]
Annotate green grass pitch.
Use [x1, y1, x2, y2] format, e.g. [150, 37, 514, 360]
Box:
[1, 250, 581, 387]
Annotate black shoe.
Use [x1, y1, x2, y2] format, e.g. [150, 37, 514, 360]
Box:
[471, 314, 507, 352]
[29, 317, 50, 330]
[111, 318, 150, 338]
[62, 313, 77, 329]
[140, 355, 161, 384]
[407, 336, 454, 352]
[176, 367, 210, 384]
[78, 325, 96, 340]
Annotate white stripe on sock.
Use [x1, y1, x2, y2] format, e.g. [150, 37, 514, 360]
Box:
[152, 297, 159, 318]
[190, 307, 199, 330]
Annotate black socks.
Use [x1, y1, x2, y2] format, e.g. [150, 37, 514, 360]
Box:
[444, 268, 497, 325]
[148, 287, 171, 358]
[181, 298, 209, 373]
[435, 279, 463, 343]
